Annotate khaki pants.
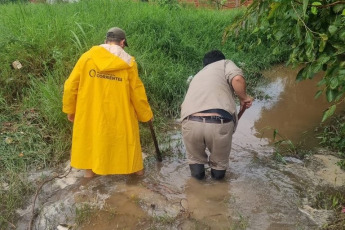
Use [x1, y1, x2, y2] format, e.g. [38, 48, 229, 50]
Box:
[181, 119, 234, 170]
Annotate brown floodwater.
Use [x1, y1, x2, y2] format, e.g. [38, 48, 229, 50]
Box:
[244, 65, 339, 148]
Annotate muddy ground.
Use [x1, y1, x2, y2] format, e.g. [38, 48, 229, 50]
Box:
[15, 134, 345, 230]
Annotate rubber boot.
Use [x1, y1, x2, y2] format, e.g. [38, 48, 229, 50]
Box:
[211, 168, 226, 180]
[189, 164, 205, 180]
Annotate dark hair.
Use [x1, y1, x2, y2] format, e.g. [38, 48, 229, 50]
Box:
[203, 50, 226, 67]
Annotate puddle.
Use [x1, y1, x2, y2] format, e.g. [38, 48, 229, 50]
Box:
[248, 65, 341, 148]
[17, 65, 343, 230]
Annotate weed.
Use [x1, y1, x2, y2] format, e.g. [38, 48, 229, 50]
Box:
[75, 203, 98, 226]
[259, 127, 310, 162]
[318, 113, 345, 170]
[230, 213, 249, 230]
[152, 214, 176, 225]
[336, 159, 345, 170]
[310, 186, 345, 230]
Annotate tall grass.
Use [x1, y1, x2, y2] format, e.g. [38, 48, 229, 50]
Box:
[0, 0, 287, 227]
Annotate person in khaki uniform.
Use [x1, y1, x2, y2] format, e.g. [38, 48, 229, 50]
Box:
[63, 27, 153, 178]
[181, 50, 253, 180]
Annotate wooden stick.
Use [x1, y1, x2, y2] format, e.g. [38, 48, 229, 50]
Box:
[238, 105, 247, 120]
[148, 120, 162, 162]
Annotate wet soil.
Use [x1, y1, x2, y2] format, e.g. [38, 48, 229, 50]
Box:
[16, 65, 345, 230]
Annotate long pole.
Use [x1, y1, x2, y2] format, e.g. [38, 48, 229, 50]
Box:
[148, 120, 162, 162]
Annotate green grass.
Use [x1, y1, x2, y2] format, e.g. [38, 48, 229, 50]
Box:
[318, 113, 345, 170]
[0, 0, 287, 227]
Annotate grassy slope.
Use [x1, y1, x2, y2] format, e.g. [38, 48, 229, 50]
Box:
[0, 0, 286, 227]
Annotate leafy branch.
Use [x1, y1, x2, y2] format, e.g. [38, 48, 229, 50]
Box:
[224, 0, 345, 122]
[294, 0, 345, 8]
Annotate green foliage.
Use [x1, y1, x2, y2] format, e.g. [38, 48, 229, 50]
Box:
[273, 128, 298, 158]
[152, 0, 181, 9]
[226, 0, 345, 122]
[310, 187, 345, 230]
[75, 203, 98, 225]
[313, 188, 345, 219]
[337, 159, 345, 170]
[0, 172, 33, 227]
[319, 118, 345, 153]
[0, 0, 28, 3]
[318, 113, 345, 169]
[260, 127, 310, 161]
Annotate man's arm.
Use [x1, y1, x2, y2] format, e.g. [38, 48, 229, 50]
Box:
[231, 75, 253, 109]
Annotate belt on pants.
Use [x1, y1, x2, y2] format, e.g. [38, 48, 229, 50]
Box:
[185, 115, 232, 124]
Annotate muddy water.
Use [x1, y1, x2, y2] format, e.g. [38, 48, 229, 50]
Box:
[21, 65, 340, 229]
[252, 65, 335, 147]
[76, 65, 334, 230]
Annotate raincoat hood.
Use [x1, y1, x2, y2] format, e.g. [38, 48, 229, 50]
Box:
[91, 45, 134, 72]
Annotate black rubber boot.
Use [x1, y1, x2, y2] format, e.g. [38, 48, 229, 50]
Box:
[211, 168, 226, 180]
[189, 164, 205, 180]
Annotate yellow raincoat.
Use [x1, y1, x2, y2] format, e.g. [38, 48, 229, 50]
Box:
[63, 45, 153, 175]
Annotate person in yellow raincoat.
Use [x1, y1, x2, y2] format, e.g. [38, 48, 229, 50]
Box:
[63, 27, 153, 178]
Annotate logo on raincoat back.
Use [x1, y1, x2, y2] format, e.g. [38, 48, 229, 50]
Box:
[89, 69, 122, 82]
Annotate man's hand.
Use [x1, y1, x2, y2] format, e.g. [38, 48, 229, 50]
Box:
[67, 114, 75, 122]
[240, 95, 254, 109]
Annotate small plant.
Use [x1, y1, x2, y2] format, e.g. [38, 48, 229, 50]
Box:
[318, 114, 345, 170]
[312, 188, 345, 230]
[272, 128, 298, 155]
[230, 213, 249, 230]
[75, 203, 98, 225]
[259, 127, 299, 162]
[152, 214, 176, 225]
[257, 127, 312, 163]
[336, 159, 345, 170]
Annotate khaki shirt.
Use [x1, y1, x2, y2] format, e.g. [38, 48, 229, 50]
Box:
[180, 59, 243, 130]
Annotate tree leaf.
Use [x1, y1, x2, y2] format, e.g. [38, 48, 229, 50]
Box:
[340, 31, 345, 41]
[328, 25, 338, 35]
[317, 54, 330, 64]
[319, 33, 328, 52]
[296, 66, 307, 82]
[311, 7, 318, 15]
[330, 77, 339, 89]
[295, 24, 301, 40]
[326, 89, 335, 102]
[312, 2, 322, 6]
[252, 27, 259, 34]
[322, 105, 336, 122]
[333, 4, 344, 13]
[317, 78, 326, 87]
[274, 31, 284, 40]
[315, 90, 323, 99]
[311, 2, 321, 15]
[268, 2, 280, 19]
[273, 129, 278, 140]
[303, 0, 309, 16]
